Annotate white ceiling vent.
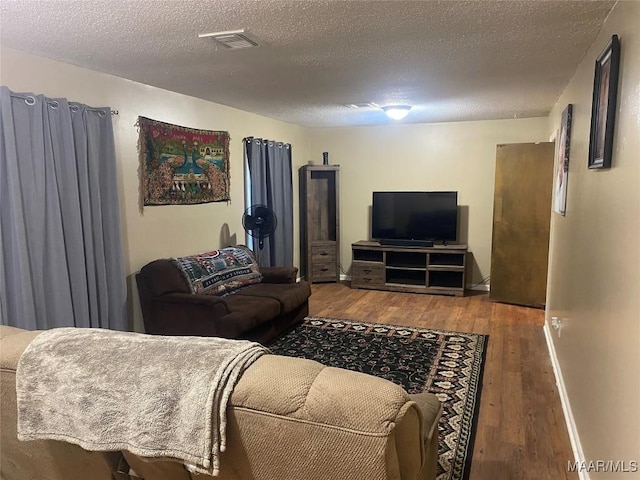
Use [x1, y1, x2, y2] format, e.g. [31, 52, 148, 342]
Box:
[345, 102, 380, 109]
[198, 29, 258, 49]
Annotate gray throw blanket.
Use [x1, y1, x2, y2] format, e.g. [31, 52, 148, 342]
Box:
[16, 328, 268, 476]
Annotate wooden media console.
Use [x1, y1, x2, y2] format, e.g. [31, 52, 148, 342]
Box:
[351, 240, 467, 296]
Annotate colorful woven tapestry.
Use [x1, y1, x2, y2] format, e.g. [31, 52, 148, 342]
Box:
[138, 116, 230, 205]
[173, 246, 262, 296]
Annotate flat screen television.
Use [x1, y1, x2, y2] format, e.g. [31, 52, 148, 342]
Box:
[372, 191, 458, 245]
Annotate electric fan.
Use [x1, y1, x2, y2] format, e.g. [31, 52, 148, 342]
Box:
[242, 204, 278, 251]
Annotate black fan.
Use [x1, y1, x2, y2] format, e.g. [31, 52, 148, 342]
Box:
[242, 204, 277, 251]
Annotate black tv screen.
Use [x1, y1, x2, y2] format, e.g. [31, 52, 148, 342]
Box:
[372, 191, 458, 243]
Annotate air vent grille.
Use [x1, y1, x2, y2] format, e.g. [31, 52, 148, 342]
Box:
[345, 102, 380, 109]
[199, 29, 258, 49]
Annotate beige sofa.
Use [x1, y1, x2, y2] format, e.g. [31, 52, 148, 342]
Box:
[0, 326, 442, 480]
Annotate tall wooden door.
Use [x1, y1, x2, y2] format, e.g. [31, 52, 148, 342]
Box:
[490, 142, 555, 307]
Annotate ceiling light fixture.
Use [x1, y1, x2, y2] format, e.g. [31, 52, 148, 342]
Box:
[382, 105, 412, 120]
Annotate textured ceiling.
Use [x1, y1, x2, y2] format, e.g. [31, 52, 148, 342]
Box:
[0, 0, 615, 127]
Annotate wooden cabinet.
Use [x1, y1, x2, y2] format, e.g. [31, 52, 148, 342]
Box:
[299, 165, 339, 283]
[351, 241, 467, 296]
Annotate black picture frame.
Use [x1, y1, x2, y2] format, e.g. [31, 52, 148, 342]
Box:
[554, 104, 572, 216]
[588, 35, 620, 169]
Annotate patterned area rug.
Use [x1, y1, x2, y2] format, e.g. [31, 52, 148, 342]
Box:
[268, 316, 488, 480]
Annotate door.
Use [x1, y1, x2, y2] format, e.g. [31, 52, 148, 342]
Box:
[490, 142, 555, 307]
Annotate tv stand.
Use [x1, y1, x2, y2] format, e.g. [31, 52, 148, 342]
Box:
[351, 240, 467, 296]
[379, 239, 434, 247]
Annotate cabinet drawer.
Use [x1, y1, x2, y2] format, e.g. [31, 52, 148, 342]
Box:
[351, 262, 384, 287]
[312, 263, 337, 278]
[351, 274, 384, 288]
[351, 262, 384, 278]
[312, 244, 337, 262]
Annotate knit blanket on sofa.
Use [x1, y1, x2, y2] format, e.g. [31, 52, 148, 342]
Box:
[16, 328, 268, 476]
[173, 245, 262, 296]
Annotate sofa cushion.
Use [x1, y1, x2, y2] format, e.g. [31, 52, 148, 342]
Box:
[231, 355, 410, 432]
[232, 281, 311, 314]
[221, 295, 282, 335]
[260, 266, 298, 284]
[173, 246, 261, 296]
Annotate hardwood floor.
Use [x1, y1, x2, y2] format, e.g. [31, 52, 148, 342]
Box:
[308, 283, 577, 480]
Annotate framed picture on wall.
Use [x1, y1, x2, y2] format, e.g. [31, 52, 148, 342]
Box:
[554, 104, 572, 215]
[588, 35, 620, 169]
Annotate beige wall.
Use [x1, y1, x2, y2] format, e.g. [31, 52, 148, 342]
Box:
[308, 119, 549, 286]
[0, 44, 551, 330]
[546, 0, 640, 474]
[0, 46, 311, 331]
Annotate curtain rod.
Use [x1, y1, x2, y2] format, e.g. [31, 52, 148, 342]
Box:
[9, 92, 118, 115]
[243, 137, 290, 148]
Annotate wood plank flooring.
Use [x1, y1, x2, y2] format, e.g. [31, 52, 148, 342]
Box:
[308, 283, 577, 480]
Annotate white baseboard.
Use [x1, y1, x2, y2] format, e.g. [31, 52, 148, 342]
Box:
[543, 323, 589, 480]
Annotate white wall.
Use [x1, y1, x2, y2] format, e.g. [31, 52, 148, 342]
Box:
[545, 0, 640, 475]
[0, 46, 311, 331]
[309, 118, 550, 286]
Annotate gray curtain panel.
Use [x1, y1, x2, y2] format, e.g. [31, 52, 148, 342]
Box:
[244, 138, 293, 267]
[0, 86, 126, 330]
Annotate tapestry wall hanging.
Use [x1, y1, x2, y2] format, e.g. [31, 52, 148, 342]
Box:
[138, 116, 230, 205]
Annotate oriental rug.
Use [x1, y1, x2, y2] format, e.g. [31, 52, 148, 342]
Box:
[138, 116, 230, 206]
[269, 316, 488, 480]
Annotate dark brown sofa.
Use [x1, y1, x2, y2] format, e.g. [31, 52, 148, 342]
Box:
[136, 259, 311, 344]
